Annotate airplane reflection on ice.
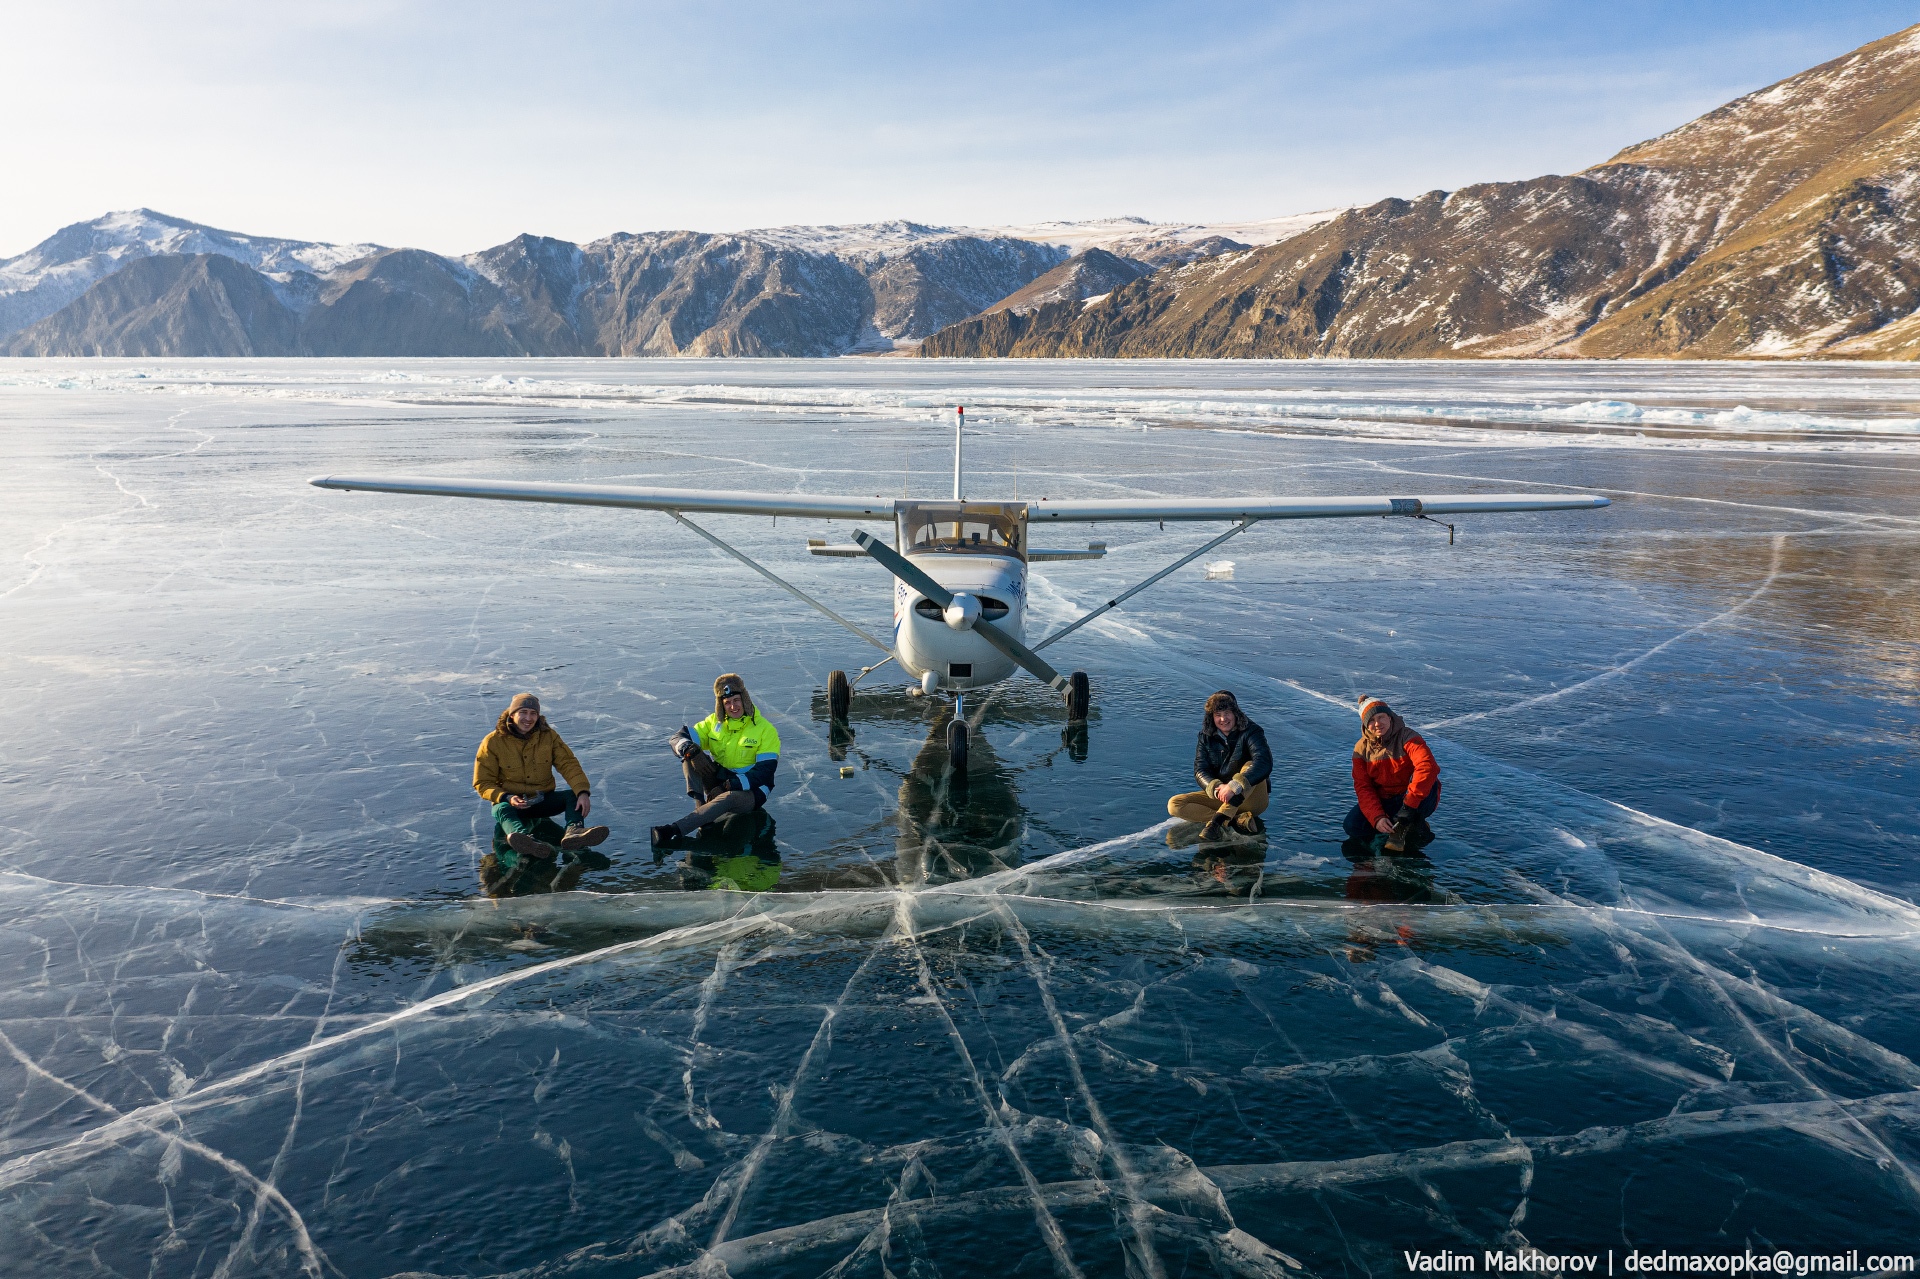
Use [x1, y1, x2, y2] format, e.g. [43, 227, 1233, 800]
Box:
[815, 689, 1090, 887]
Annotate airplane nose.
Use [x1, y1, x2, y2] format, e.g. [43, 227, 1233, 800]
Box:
[942, 593, 981, 630]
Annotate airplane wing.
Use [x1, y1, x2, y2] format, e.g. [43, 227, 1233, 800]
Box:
[1026, 494, 1609, 522]
[307, 475, 896, 521]
[310, 475, 1607, 522]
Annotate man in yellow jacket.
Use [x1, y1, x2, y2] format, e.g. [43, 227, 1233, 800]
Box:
[474, 693, 611, 862]
[653, 673, 781, 849]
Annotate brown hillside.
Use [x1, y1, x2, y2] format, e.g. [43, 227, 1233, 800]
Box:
[922, 24, 1920, 361]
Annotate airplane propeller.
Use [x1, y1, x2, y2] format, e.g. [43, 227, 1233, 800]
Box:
[851, 531, 1069, 692]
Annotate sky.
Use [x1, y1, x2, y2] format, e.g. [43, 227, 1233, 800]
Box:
[2, 0, 1916, 258]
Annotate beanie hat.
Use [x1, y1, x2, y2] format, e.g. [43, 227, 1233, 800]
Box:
[1357, 694, 1390, 723]
[508, 692, 541, 714]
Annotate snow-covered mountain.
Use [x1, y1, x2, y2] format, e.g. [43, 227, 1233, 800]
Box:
[0, 209, 380, 338]
[0, 209, 1334, 357]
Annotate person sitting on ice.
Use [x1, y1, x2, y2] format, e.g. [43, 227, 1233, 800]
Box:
[653, 674, 782, 850]
[1167, 689, 1273, 840]
[473, 692, 611, 863]
[1346, 694, 1441, 854]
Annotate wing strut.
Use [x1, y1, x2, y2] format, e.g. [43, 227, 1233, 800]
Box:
[1033, 518, 1257, 653]
[669, 512, 890, 653]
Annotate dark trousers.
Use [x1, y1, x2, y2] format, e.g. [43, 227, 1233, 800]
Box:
[493, 789, 586, 839]
[676, 760, 764, 835]
[1344, 783, 1440, 842]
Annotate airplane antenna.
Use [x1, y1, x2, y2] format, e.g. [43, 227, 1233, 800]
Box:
[953, 406, 964, 500]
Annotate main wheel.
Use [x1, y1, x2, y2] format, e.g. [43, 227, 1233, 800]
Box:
[828, 669, 851, 720]
[1066, 671, 1090, 722]
[946, 715, 969, 773]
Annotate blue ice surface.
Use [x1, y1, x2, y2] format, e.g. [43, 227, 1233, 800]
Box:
[0, 358, 1917, 1275]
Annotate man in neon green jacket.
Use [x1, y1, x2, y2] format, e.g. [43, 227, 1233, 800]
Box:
[653, 673, 782, 849]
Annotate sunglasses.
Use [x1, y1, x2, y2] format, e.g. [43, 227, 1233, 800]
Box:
[720, 687, 744, 698]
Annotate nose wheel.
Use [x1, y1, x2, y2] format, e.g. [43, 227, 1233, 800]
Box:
[828, 669, 851, 720]
[947, 692, 969, 772]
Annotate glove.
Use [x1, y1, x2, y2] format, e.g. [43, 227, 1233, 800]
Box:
[1384, 805, 1417, 853]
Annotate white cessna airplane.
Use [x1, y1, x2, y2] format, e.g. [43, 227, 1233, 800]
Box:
[311, 408, 1608, 767]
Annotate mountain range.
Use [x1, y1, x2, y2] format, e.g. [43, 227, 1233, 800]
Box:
[922, 23, 1920, 361]
[7, 24, 1919, 361]
[0, 211, 1320, 359]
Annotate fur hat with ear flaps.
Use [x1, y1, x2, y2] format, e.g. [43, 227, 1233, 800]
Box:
[1201, 690, 1247, 733]
[713, 674, 755, 721]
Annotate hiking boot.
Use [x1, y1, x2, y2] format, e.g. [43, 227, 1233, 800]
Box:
[560, 823, 610, 850]
[1200, 816, 1229, 842]
[651, 824, 684, 850]
[506, 830, 559, 860]
[1232, 812, 1266, 836]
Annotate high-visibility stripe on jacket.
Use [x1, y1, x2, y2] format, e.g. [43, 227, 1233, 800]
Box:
[1351, 734, 1439, 825]
[693, 710, 781, 794]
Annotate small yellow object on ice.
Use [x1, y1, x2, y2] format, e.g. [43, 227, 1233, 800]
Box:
[839, 766, 855, 778]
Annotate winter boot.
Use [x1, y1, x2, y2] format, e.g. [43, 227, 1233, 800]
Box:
[1232, 811, 1266, 836]
[506, 831, 559, 861]
[1200, 815, 1229, 842]
[651, 824, 684, 851]
[561, 823, 610, 850]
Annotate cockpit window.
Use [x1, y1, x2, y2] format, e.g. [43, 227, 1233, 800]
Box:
[896, 502, 1027, 560]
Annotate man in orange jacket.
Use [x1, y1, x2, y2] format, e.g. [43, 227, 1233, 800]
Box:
[1347, 695, 1441, 853]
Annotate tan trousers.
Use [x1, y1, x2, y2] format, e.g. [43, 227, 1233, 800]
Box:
[1167, 779, 1270, 825]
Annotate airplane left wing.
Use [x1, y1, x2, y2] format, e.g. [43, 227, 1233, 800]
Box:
[1026, 493, 1609, 522]
[307, 475, 897, 521]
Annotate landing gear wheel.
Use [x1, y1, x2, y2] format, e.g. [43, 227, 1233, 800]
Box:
[828, 669, 851, 720]
[1066, 671, 1090, 722]
[947, 715, 969, 773]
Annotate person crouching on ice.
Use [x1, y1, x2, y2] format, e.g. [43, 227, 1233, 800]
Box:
[474, 693, 610, 862]
[1347, 695, 1441, 854]
[653, 674, 781, 850]
[1168, 690, 1273, 840]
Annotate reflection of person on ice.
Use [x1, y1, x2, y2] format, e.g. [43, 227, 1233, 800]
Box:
[1346, 695, 1441, 853]
[654, 674, 781, 850]
[473, 693, 610, 863]
[1168, 690, 1272, 839]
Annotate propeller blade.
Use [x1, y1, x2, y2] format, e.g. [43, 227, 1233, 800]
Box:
[851, 531, 952, 608]
[851, 531, 1068, 691]
[970, 616, 1070, 692]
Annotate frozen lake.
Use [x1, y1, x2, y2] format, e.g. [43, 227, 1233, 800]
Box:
[2, 358, 1918, 1275]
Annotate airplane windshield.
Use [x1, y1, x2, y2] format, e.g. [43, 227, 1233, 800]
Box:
[896, 501, 1027, 560]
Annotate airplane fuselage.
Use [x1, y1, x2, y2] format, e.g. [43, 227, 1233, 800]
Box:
[893, 551, 1026, 692]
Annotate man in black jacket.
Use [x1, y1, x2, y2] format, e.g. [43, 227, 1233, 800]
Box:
[1167, 690, 1273, 839]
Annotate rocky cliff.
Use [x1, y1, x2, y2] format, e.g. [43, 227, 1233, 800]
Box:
[922, 24, 1920, 361]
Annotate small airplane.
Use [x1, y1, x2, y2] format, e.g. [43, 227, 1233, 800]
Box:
[311, 407, 1608, 768]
